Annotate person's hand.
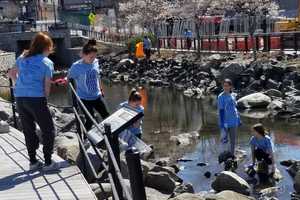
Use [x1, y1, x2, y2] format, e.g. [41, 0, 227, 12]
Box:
[224, 123, 228, 129]
[53, 78, 68, 86]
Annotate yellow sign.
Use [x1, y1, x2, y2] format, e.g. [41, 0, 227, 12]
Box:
[88, 12, 96, 25]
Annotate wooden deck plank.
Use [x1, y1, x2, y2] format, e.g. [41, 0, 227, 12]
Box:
[0, 127, 97, 200]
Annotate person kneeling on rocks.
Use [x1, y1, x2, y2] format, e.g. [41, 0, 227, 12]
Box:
[249, 123, 276, 177]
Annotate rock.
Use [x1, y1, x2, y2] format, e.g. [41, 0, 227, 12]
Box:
[177, 158, 193, 162]
[280, 159, 295, 167]
[207, 54, 222, 61]
[197, 162, 208, 167]
[239, 109, 270, 119]
[156, 157, 171, 166]
[90, 183, 112, 199]
[145, 171, 177, 193]
[294, 171, 300, 193]
[0, 120, 9, 133]
[170, 183, 195, 198]
[287, 96, 300, 112]
[267, 100, 284, 111]
[221, 62, 245, 82]
[288, 161, 300, 177]
[213, 190, 255, 200]
[266, 79, 280, 90]
[204, 171, 211, 178]
[150, 165, 183, 183]
[211, 171, 251, 195]
[237, 93, 272, 109]
[264, 89, 282, 98]
[146, 187, 169, 200]
[54, 132, 79, 162]
[0, 99, 12, 121]
[184, 88, 194, 98]
[170, 164, 180, 173]
[168, 193, 205, 200]
[170, 132, 199, 146]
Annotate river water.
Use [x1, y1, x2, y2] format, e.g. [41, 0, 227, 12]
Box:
[49, 81, 300, 199]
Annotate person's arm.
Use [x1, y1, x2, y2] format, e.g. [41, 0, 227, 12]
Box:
[218, 96, 225, 129]
[45, 77, 52, 97]
[251, 145, 256, 165]
[266, 146, 276, 173]
[7, 67, 19, 82]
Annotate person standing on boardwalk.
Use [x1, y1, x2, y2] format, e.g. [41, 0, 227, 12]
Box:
[217, 79, 241, 156]
[143, 36, 152, 60]
[67, 39, 110, 132]
[8, 32, 57, 171]
[184, 28, 193, 50]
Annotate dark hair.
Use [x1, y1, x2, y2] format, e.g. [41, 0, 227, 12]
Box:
[82, 39, 97, 55]
[223, 79, 233, 86]
[128, 88, 142, 102]
[252, 123, 266, 136]
[25, 32, 54, 58]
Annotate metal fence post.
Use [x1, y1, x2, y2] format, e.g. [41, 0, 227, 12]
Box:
[104, 123, 123, 200]
[125, 150, 146, 200]
[9, 78, 18, 129]
[70, 79, 83, 140]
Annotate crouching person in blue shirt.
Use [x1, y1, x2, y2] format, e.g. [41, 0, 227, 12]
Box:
[8, 32, 57, 171]
[250, 123, 275, 175]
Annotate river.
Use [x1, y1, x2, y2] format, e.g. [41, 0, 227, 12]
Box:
[49, 81, 300, 199]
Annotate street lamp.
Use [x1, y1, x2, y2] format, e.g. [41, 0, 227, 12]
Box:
[52, 0, 57, 25]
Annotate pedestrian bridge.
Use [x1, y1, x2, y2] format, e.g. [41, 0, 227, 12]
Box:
[0, 126, 97, 200]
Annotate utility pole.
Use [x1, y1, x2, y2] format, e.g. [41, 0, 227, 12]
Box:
[52, 0, 57, 25]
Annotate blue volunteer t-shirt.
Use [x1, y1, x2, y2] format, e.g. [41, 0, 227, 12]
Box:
[14, 54, 53, 97]
[184, 30, 193, 38]
[119, 101, 144, 136]
[218, 92, 240, 128]
[250, 135, 273, 153]
[68, 59, 102, 100]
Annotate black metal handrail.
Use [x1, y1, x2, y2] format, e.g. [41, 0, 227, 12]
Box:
[68, 82, 134, 200]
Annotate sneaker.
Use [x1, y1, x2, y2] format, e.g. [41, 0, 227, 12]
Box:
[43, 162, 59, 172]
[29, 160, 43, 171]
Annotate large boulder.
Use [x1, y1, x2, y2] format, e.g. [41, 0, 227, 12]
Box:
[54, 132, 79, 162]
[150, 165, 183, 183]
[286, 96, 300, 112]
[211, 171, 251, 195]
[264, 89, 283, 98]
[220, 63, 245, 82]
[146, 187, 169, 200]
[208, 190, 255, 200]
[145, 171, 177, 193]
[237, 93, 272, 109]
[168, 193, 205, 200]
[288, 161, 300, 177]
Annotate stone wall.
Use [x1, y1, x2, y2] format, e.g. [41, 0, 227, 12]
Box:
[0, 51, 15, 90]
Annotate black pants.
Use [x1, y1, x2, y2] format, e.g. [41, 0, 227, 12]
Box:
[81, 97, 110, 132]
[143, 48, 151, 59]
[16, 97, 55, 165]
[186, 38, 192, 50]
[254, 148, 272, 165]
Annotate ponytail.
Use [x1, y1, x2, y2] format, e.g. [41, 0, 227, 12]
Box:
[82, 39, 97, 55]
[128, 88, 142, 102]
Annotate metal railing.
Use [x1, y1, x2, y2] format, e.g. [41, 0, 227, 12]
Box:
[0, 75, 147, 200]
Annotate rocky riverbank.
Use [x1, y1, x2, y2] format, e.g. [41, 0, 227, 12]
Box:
[99, 53, 300, 121]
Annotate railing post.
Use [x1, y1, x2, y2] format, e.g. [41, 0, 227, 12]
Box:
[9, 78, 18, 129]
[104, 123, 123, 200]
[70, 79, 83, 139]
[125, 149, 146, 200]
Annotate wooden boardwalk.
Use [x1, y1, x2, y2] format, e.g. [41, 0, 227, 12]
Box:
[0, 127, 97, 200]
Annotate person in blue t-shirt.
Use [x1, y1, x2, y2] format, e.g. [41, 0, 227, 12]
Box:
[184, 28, 193, 50]
[143, 36, 152, 60]
[218, 79, 241, 155]
[250, 123, 275, 174]
[120, 89, 144, 139]
[67, 39, 110, 132]
[7, 32, 57, 171]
